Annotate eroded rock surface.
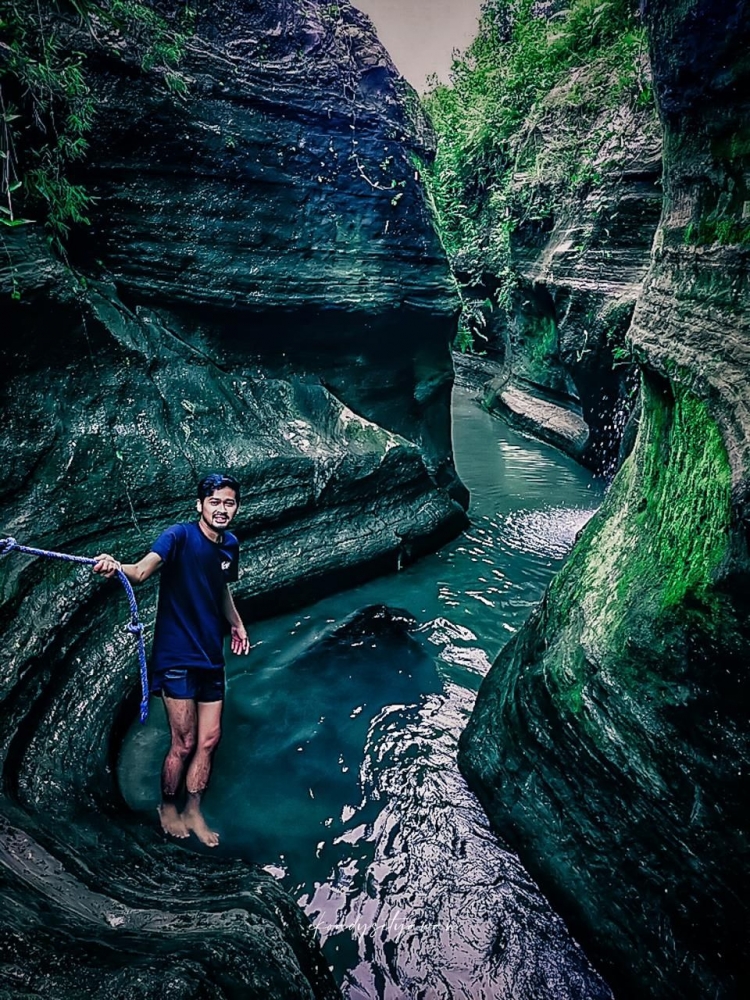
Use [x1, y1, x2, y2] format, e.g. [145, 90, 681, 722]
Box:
[494, 86, 661, 472]
[483, 380, 589, 459]
[460, 2, 750, 997]
[453, 4, 662, 472]
[0, 1, 465, 994]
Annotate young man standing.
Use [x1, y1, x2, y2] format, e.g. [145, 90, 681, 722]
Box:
[94, 473, 249, 846]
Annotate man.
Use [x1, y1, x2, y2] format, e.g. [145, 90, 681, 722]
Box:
[93, 473, 249, 847]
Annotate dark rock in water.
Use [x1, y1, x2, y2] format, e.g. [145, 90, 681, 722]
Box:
[324, 603, 418, 640]
[454, 351, 591, 460]
[460, 2, 750, 998]
[0, 1, 465, 994]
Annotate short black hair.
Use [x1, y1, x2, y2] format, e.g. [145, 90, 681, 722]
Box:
[197, 473, 241, 503]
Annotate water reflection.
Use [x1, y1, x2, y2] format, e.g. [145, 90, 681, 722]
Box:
[304, 678, 611, 1000]
[119, 387, 610, 998]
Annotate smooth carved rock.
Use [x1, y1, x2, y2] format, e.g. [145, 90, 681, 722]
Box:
[483, 381, 590, 459]
[0, 1, 466, 995]
[460, 2, 750, 998]
[66, 0, 464, 497]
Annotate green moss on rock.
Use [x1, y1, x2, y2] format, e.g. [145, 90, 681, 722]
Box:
[549, 377, 731, 663]
[460, 377, 746, 998]
[526, 313, 558, 369]
[683, 217, 750, 246]
[634, 383, 731, 605]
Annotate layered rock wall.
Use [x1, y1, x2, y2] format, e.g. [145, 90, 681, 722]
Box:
[67, 0, 463, 491]
[0, 1, 464, 993]
[480, 57, 662, 471]
[433, 1, 663, 471]
[459, 2, 750, 997]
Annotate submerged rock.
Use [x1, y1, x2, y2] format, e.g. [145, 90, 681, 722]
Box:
[322, 603, 418, 641]
[460, 2, 750, 997]
[0, 0, 465, 993]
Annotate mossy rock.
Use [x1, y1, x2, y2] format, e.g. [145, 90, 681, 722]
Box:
[460, 375, 748, 998]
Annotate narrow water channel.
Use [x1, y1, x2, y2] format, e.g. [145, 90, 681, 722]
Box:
[120, 385, 610, 999]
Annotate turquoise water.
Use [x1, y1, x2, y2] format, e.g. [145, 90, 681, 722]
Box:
[119, 386, 610, 999]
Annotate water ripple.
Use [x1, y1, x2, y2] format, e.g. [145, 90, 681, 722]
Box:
[305, 686, 612, 1000]
[499, 507, 599, 560]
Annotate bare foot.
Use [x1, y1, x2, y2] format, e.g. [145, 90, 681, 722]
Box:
[182, 807, 220, 847]
[158, 802, 189, 839]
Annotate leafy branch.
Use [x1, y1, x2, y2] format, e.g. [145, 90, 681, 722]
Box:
[421, 0, 653, 313]
[0, 0, 196, 248]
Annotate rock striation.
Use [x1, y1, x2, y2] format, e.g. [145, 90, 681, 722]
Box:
[0, 0, 465, 994]
[446, 2, 662, 473]
[459, 2, 750, 997]
[482, 379, 590, 460]
[490, 68, 662, 473]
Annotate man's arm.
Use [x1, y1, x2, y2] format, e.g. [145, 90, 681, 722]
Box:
[222, 585, 250, 655]
[92, 551, 163, 584]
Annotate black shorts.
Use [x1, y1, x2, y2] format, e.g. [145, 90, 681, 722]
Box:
[150, 666, 225, 702]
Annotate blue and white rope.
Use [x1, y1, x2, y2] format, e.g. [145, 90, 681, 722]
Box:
[0, 536, 149, 722]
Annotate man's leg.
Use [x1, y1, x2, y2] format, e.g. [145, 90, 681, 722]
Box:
[182, 700, 223, 847]
[160, 695, 197, 838]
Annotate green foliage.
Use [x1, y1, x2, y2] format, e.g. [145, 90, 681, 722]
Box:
[526, 313, 557, 367]
[683, 216, 750, 247]
[602, 300, 637, 365]
[0, 0, 195, 246]
[611, 342, 635, 366]
[422, 0, 651, 282]
[454, 323, 476, 353]
[1, 5, 95, 242]
[454, 295, 493, 353]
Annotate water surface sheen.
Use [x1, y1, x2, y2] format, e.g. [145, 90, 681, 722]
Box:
[120, 387, 610, 999]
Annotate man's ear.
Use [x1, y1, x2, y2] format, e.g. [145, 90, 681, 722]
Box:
[196, 499, 202, 513]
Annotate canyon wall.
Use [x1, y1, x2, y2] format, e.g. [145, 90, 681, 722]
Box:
[0, 1, 464, 993]
[426, 0, 662, 472]
[459, 1, 750, 996]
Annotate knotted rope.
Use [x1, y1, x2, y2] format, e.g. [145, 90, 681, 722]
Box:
[0, 536, 149, 723]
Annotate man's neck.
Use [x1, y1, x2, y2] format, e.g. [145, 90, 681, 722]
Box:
[197, 518, 222, 544]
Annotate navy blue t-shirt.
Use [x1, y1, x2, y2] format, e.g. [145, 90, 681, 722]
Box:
[150, 522, 239, 671]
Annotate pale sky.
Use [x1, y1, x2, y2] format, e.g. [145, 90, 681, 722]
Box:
[352, 0, 484, 92]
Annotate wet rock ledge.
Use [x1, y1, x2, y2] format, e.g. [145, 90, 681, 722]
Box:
[0, 0, 465, 994]
[460, 2, 750, 998]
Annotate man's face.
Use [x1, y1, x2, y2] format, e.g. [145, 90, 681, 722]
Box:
[197, 487, 239, 532]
